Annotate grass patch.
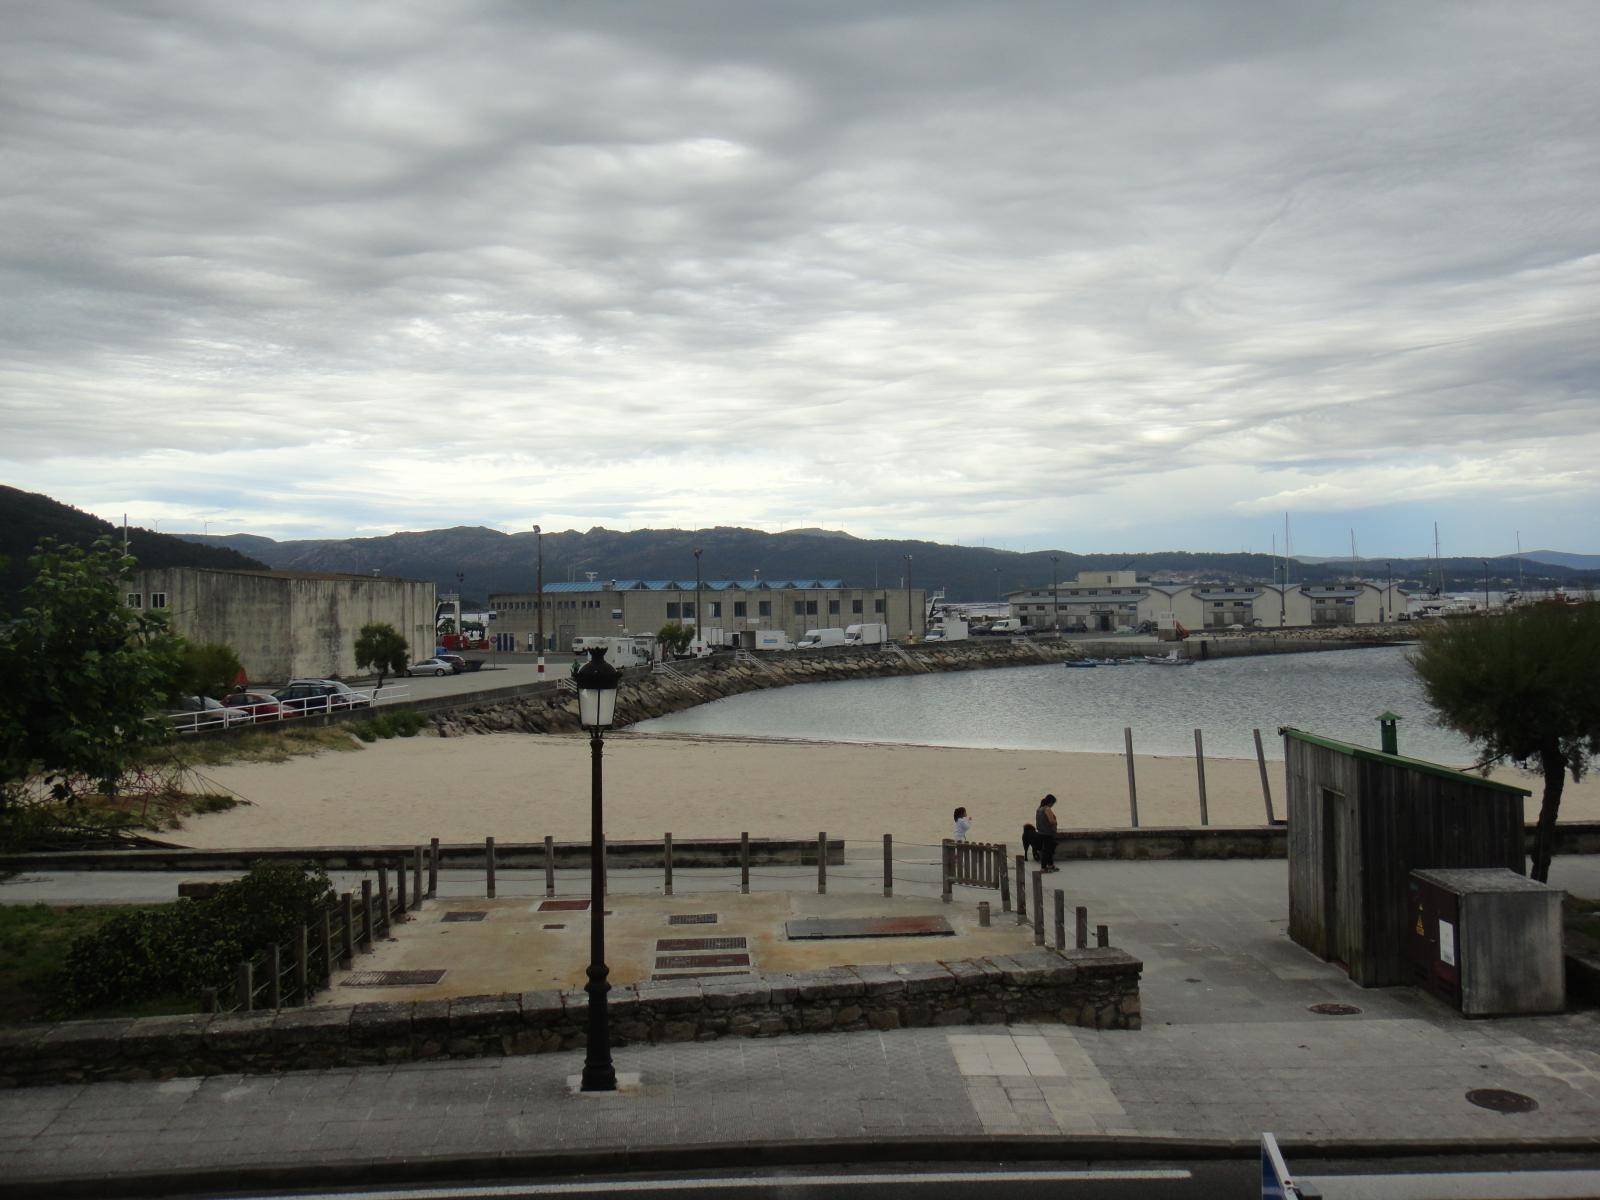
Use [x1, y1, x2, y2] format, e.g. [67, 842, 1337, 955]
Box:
[156, 724, 365, 768]
[0, 903, 194, 1024]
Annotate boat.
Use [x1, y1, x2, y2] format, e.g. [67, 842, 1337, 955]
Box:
[1062, 658, 1098, 668]
[1144, 650, 1192, 666]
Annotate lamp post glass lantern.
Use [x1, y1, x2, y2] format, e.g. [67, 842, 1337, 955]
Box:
[573, 647, 622, 1090]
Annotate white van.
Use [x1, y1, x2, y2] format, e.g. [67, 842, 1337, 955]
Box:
[569, 636, 648, 668]
[843, 623, 889, 646]
[796, 628, 848, 649]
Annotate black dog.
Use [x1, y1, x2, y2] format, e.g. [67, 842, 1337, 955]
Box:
[1021, 823, 1040, 862]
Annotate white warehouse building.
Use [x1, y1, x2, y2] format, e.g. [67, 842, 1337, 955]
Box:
[1007, 570, 1409, 632]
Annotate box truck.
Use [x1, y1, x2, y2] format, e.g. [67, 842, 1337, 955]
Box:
[844, 623, 889, 646]
[568, 636, 650, 668]
[925, 615, 969, 642]
[796, 628, 848, 649]
[752, 629, 793, 652]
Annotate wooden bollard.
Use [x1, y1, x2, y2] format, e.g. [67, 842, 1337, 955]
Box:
[377, 865, 390, 931]
[1096, 923, 1109, 948]
[237, 961, 253, 1012]
[428, 837, 439, 897]
[998, 845, 1011, 912]
[1031, 872, 1045, 945]
[396, 857, 408, 915]
[1015, 855, 1028, 925]
[485, 837, 496, 899]
[978, 901, 991, 927]
[1194, 728, 1209, 827]
[544, 835, 556, 897]
[740, 831, 750, 894]
[664, 832, 674, 897]
[340, 892, 355, 963]
[1254, 728, 1276, 823]
[1124, 726, 1140, 828]
[360, 880, 374, 948]
[817, 831, 827, 895]
[295, 925, 308, 1003]
[1076, 905, 1089, 950]
[413, 846, 425, 909]
[941, 840, 954, 903]
[883, 834, 893, 898]
[1053, 890, 1066, 951]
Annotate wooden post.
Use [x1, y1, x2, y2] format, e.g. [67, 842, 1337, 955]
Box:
[1194, 728, 1209, 827]
[882, 834, 892, 898]
[1031, 872, 1044, 945]
[1254, 728, 1276, 823]
[360, 880, 374, 948]
[295, 925, 308, 1004]
[340, 892, 355, 963]
[544, 835, 556, 898]
[377, 865, 390, 932]
[428, 836, 439, 897]
[321, 907, 334, 981]
[413, 846, 424, 909]
[817, 832, 827, 895]
[998, 845, 1011, 912]
[1015, 856, 1027, 925]
[485, 837, 496, 899]
[236, 961, 253, 1012]
[978, 901, 991, 927]
[268, 943, 282, 1010]
[396, 857, 408, 915]
[1053, 889, 1066, 951]
[1124, 726, 1140, 828]
[941, 840, 954, 903]
[1096, 923, 1109, 948]
[740, 831, 750, 894]
[1076, 905, 1089, 950]
[664, 832, 674, 897]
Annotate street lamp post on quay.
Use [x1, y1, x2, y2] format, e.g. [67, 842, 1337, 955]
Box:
[1050, 555, 1060, 633]
[904, 554, 913, 640]
[693, 548, 703, 651]
[534, 525, 544, 660]
[574, 647, 622, 1091]
[1481, 560, 1491, 613]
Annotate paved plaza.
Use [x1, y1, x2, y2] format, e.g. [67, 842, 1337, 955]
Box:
[3, 857, 1598, 1192]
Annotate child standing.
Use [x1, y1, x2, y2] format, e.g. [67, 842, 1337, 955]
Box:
[952, 807, 972, 842]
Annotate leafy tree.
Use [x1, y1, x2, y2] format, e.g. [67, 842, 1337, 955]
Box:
[1410, 603, 1600, 882]
[656, 622, 693, 657]
[354, 621, 409, 690]
[175, 641, 245, 700]
[0, 538, 184, 806]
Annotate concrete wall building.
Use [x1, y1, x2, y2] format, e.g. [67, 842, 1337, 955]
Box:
[489, 579, 929, 651]
[129, 567, 436, 684]
[1008, 571, 1409, 631]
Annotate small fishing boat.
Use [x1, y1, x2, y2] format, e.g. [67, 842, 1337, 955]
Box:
[1144, 649, 1192, 666]
[1062, 658, 1098, 668]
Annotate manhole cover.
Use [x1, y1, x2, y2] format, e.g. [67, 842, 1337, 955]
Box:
[668, 913, 719, 925]
[1466, 1088, 1539, 1114]
[342, 969, 446, 987]
[538, 899, 591, 912]
[1309, 1003, 1362, 1016]
[442, 911, 487, 923]
[656, 936, 747, 952]
[655, 952, 752, 970]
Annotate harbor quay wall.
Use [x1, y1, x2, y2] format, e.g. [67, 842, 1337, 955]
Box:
[0, 950, 1141, 1088]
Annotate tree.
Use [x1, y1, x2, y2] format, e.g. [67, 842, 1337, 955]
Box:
[656, 622, 693, 658]
[175, 641, 245, 700]
[354, 622, 409, 690]
[1410, 603, 1600, 882]
[0, 538, 184, 805]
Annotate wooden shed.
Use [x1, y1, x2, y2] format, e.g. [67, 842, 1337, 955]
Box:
[1283, 724, 1531, 987]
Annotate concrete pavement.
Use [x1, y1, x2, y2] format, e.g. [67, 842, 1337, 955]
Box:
[4, 858, 1598, 1195]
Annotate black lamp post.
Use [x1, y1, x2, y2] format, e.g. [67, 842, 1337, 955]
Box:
[534, 525, 544, 656]
[573, 647, 622, 1091]
[1481, 560, 1490, 613]
[1385, 562, 1392, 623]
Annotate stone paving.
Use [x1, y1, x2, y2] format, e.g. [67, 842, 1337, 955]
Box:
[4, 858, 1599, 1187]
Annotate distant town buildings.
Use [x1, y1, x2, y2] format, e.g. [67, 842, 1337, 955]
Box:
[489, 579, 928, 651]
[1006, 570, 1408, 631]
[128, 567, 436, 683]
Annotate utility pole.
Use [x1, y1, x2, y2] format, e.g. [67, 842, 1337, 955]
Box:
[693, 547, 703, 650]
[904, 554, 914, 639]
[534, 524, 544, 659]
[1050, 555, 1060, 633]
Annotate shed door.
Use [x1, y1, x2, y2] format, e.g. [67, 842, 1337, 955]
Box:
[1321, 787, 1350, 968]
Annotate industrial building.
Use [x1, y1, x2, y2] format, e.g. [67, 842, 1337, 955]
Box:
[1006, 570, 1409, 631]
[489, 579, 928, 651]
[128, 567, 436, 683]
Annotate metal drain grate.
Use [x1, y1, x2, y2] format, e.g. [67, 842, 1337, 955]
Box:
[651, 970, 750, 981]
[655, 952, 751, 970]
[542, 923, 566, 930]
[668, 913, 719, 925]
[1466, 1088, 1539, 1114]
[656, 936, 747, 952]
[538, 899, 591, 912]
[1308, 1002, 1362, 1016]
[342, 969, 446, 987]
[441, 911, 487, 923]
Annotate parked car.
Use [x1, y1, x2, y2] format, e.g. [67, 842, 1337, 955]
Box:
[167, 695, 250, 730]
[273, 679, 374, 713]
[429, 651, 467, 674]
[222, 691, 289, 721]
[406, 657, 455, 677]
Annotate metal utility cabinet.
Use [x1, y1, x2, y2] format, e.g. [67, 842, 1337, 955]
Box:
[1408, 868, 1564, 1016]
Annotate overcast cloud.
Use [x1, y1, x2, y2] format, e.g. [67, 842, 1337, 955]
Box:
[2, 1, 1597, 555]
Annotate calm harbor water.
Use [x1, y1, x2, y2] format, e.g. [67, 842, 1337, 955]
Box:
[631, 645, 1480, 763]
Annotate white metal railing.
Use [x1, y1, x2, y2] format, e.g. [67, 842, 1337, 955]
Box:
[163, 684, 411, 734]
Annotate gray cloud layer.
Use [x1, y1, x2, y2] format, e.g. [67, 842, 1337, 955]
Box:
[2, 1, 1597, 552]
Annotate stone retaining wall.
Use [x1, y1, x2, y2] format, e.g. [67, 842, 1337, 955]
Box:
[0, 949, 1140, 1088]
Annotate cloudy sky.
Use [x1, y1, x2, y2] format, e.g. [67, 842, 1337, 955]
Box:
[3, 2, 1597, 555]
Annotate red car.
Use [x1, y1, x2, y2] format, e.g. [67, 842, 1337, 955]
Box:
[223, 691, 288, 722]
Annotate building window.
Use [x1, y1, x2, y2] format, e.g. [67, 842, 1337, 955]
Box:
[126, 593, 142, 608]
[806, 600, 818, 616]
[829, 599, 840, 615]
[759, 600, 771, 617]
[684, 603, 695, 618]
[794, 601, 805, 616]
[711, 602, 722, 618]
[874, 598, 884, 613]
[150, 592, 167, 609]
[852, 599, 863, 614]
[667, 603, 680, 618]
[734, 601, 747, 617]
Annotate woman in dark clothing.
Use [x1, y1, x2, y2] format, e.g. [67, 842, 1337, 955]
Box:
[1035, 793, 1059, 872]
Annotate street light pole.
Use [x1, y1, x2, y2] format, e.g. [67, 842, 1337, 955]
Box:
[1050, 555, 1059, 633]
[904, 554, 913, 640]
[1481, 560, 1490, 612]
[693, 548, 703, 651]
[534, 525, 544, 657]
[1385, 562, 1391, 623]
[574, 648, 621, 1092]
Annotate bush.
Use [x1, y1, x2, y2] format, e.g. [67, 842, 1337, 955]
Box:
[353, 710, 425, 742]
[55, 861, 334, 1015]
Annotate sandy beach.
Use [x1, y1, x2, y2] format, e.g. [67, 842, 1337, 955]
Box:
[174, 732, 1600, 850]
